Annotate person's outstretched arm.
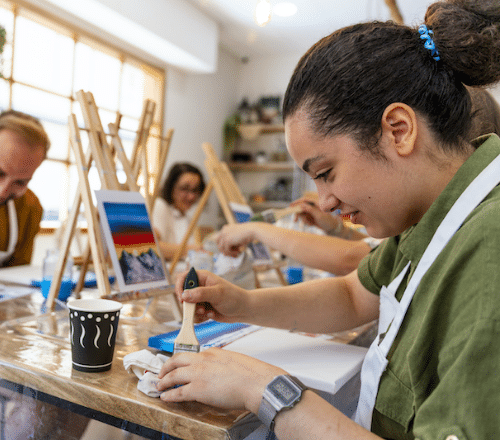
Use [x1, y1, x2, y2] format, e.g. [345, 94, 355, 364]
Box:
[216, 222, 372, 275]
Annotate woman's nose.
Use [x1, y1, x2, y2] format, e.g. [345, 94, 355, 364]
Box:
[317, 188, 340, 213]
[185, 194, 196, 203]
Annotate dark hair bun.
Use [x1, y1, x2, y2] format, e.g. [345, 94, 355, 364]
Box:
[425, 0, 500, 86]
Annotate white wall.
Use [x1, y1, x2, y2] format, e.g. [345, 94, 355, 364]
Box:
[236, 54, 302, 106]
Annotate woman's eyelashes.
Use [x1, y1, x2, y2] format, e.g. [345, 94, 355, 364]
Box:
[313, 168, 332, 183]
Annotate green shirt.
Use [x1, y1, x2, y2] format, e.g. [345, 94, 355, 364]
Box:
[357, 134, 500, 440]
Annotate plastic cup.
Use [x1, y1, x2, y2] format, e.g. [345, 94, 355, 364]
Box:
[41, 249, 74, 301]
[41, 278, 74, 301]
[68, 299, 123, 372]
[286, 266, 303, 284]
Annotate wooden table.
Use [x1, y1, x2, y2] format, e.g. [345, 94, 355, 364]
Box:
[0, 289, 259, 440]
[0, 278, 376, 440]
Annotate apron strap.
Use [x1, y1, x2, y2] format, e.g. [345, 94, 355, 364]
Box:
[355, 152, 500, 429]
[0, 200, 18, 265]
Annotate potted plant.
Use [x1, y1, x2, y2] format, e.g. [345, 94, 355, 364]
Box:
[223, 113, 241, 160]
[0, 25, 6, 78]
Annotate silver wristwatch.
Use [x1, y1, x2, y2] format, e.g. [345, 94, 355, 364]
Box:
[257, 375, 307, 431]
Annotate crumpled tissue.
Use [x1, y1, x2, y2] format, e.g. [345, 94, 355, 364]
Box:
[123, 349, 169, 397]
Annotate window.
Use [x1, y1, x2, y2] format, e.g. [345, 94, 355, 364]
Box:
[0, 0, 165, 226]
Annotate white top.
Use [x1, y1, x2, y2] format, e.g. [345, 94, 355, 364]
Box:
[151, 198, 196, 245]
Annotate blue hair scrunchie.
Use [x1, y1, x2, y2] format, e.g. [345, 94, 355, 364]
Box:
[418, 24, 440, 61]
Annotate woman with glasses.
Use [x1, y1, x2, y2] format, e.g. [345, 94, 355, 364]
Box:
[152, 162, 206, 260]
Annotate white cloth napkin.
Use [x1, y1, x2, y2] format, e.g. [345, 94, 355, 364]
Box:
[123, 349, 169, 397]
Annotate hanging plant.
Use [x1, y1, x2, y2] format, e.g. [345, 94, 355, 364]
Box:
[223, 113, 241, 159]
[0, 25, 6, 78]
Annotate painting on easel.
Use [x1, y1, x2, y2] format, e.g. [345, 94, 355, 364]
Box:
[95, 190, 168, 292]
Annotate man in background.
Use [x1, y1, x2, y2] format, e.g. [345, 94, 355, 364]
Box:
[0, 110, 49, 267]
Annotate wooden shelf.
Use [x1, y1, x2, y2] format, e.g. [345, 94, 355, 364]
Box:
[257, 123, 284, 134]
[228, 161, 294, 172]
[237, 123, 284, 140]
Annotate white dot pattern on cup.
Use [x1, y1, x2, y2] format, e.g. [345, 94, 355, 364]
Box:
[69, 303, 122, 372]
[70, 310, 120, 349]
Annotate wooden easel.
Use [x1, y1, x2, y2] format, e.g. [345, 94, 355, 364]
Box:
[151, 127, 174, 205]
[46, 91, 180, 318]
[130, 100, 156, 180]
[73, 92, 167, 293]
[169, 142, 287, 288]
[110, 101, 173, 214]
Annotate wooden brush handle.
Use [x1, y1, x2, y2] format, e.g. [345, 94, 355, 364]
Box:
[176, 301, 198, 344]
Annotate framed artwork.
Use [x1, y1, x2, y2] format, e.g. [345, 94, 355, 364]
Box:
[95, 190, 168, 292]
[229, 202, 273, 264]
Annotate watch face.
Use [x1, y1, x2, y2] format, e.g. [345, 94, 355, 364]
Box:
[269, 376, 299, 405]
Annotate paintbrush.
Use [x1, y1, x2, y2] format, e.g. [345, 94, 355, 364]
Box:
[249, 205, 304, 223]
[173, 267, 201, 354]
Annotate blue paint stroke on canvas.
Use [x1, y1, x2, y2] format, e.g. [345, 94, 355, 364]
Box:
[103, 202, 165, 285]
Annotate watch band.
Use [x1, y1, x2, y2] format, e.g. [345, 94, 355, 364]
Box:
[258, 395, 277, 430]
[257, 375, 307, 432]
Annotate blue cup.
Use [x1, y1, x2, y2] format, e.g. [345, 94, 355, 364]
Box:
[41, 277, 74, 302]
[286, 266, 303, 284]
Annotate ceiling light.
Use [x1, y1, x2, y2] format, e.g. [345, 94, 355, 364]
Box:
[273, 2, 297, 17]
[255, 0, 272, 27]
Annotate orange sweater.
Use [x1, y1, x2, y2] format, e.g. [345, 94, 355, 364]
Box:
[0, 189, 43, 267]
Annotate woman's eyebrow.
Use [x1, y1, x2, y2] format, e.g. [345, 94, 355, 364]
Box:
[302, 155, 325, 173]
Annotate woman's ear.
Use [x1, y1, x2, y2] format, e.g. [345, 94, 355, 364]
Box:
[381, 103, 417, 157]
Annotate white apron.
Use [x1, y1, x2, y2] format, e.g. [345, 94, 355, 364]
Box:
[354, 152, 500, 429]
[0, 200, 18, 266]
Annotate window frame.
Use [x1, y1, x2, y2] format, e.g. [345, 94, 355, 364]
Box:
[0, 0, 166, 230]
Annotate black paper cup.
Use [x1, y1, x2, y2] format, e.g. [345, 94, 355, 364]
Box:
[68, 299, 123, 372]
